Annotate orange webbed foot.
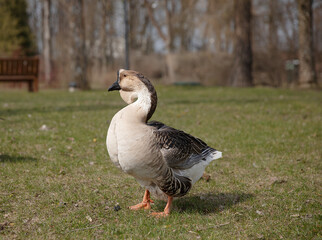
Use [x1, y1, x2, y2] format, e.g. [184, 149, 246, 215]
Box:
[129, 189, 153, 210]
[150, 196, 173, 218]
[129, 202, 151, 210]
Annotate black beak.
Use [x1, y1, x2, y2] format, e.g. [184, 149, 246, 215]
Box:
[108, 81, 121, 91]
[108, 70, 121, 91]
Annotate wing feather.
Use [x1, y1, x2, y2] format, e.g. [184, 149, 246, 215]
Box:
[148, 121, 216, 170]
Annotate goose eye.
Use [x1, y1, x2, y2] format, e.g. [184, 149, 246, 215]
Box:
[123, 74, 127, 77]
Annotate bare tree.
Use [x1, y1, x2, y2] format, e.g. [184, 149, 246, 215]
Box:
[268, 0, 281, 86]
[204, 0, 234, 53]
[124, 0, 130, 69]
[177, 0, 198, 52]
[98, 0, 109, 70]
[230, 0, 253, 87]
[144, 0, 176, 83]
[298, 0, 317, 88]
[26, 0, 321, 88]
[75, 0, 90, 90]
[42, 0, 52, 85]
[129, 0, 150, 53]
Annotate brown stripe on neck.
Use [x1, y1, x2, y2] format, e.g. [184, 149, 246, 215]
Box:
[136, 73, 157, 122]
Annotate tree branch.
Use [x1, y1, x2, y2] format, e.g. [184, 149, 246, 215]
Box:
[144, 0, 167, 42]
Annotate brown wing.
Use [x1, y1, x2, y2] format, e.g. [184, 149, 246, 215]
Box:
[148, 121, 215, 170]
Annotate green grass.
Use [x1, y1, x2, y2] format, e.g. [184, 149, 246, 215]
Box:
[0, 86, 321, 239]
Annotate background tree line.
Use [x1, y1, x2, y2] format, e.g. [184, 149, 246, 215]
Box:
[0, 0, 320, 89]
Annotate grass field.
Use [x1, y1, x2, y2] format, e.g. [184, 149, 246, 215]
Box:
[0, 86, 321, 239]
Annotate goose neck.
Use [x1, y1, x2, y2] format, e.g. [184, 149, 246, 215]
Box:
[132, 87, 157, 122]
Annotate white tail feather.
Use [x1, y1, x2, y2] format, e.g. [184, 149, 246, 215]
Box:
[205, 150, 222, 164]
[212, 151, 222, 160]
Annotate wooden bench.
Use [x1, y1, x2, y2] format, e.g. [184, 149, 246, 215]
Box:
[0, 57, 39, 92]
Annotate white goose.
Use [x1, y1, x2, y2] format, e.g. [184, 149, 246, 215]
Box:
[106, 69, 222, 216]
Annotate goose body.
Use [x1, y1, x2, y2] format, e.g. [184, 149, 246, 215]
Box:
[106, 69, 222, 216]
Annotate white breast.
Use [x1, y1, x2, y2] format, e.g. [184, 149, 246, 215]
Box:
[107, 107, 162, 180]
[116, 125, 159, 177]
[106, 112, 121, 168]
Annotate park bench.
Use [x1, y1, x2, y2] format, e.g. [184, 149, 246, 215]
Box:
[0, 57, 39, 92]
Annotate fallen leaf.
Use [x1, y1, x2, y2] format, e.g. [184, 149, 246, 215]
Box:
[162, 225, 171, 228]
[202, 173, 211, 182]
[253, 162, 259, 168]
[256, 210, 264, 215]
[86, 215, 93, 222]
[39, 125, 49, 131]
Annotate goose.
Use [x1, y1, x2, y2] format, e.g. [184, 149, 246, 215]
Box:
[106, 69, 222, 216]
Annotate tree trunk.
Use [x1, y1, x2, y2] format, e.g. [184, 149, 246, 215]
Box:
[129, 0, 139, 50]
[268, 0, 281, 87]
[123, 0, 130, 69]
[107, 2, 115, 67]
[76, 0, 90, 90]
[99, 0, 108, 71]
[164, 0, 176, 83]
[42, 0, 51, 85]
[298, 0, 317, 88]
[230, 0, 253, 87]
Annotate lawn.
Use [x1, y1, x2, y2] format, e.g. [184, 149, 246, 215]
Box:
[0, 86, 321, 239]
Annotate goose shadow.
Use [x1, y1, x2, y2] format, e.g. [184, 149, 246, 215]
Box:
[0, 154, 37, 163]
[155, 192, 253, 214]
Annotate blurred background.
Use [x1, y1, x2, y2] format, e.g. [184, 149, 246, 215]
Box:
[0, 0, 321, 89]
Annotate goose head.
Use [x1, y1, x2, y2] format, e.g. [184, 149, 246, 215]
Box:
[108, 69, 157, 121]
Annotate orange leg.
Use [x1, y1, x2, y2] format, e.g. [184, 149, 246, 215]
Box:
[151, 196, 173, 217]
[129, 189, 154, 210]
